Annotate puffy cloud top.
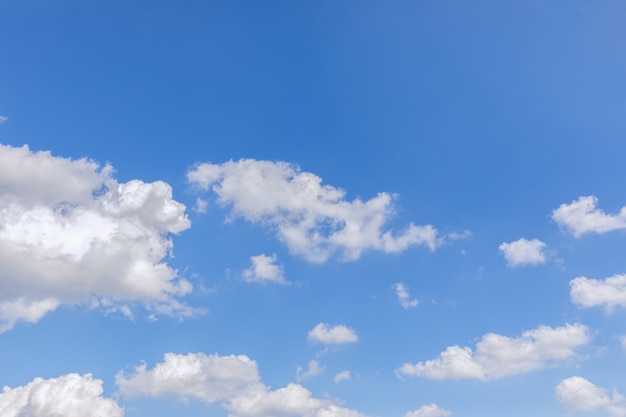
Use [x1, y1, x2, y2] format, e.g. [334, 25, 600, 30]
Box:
[0, 144, 196, 332]
[556, 376, 626, 416]
[308, 323, 359, 345]
[0, 373, 123, 417]
[498, 238, 547, 267]
[552, 196, 626, 237]
[570, 274, 626, 313]
[116, 352, 366, 417]
[187, 159, 441, 263]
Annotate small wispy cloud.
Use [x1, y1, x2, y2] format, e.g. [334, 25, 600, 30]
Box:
[242, 254, 287, 284]
[0, 116, 7, 124]
[296, 359, 325, 381]
[334, 370, 351, 383]
[395, 283, 419, 309]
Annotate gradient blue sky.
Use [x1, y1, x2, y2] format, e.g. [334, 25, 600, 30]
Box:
[1, 2, 626, 417]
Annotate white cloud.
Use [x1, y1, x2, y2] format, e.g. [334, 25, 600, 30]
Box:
[116, 352, 367, 417]
[0, 373, 123, 417]
[0, 144, 198, 332]
[552, 196, 626, 237]
[187, 159, 442, 263]
[116, 352, 260, 404]
[397, 323, 590, 380]
[308, 323, 358, 345]
[498, 238, 547, 267]
[404, 404, 452, 417]
[621, 336, 626, 353]
[0, 116, 7, 124]
[556, 376, 626, 416]
[296, 360, 325, 381]
[242, 254, 286, 284]
[334, 371, 351, 383]
[395, 283, 419, 309]
[570, 274, 626, 313]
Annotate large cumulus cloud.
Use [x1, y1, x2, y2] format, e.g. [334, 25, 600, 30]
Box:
[0, 144, 197, 332]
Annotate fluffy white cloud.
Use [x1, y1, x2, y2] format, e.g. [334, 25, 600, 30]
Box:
[498, 238, 547, 267]
[297, 360, 325, 381]
[308, 323, 358, 345]
[552, 196, 626, 237]
[116, 352, 366, 417]
[556, 376, 626, 416]
[187, 159, 442, 263]
[0, 373, 123, 417]
[116, 352, 259, 404]
[334, 371, 351, 383]
[242, 254, 286, 284]
[404, 404, 452, 417]
[397, 323, 590, 380]
[0, 144, 197, 332]
[395, 283, 419, 309]
[570, 274, 626, 312]
[0, 116, 7, 124]
[621, 336, 626, 353]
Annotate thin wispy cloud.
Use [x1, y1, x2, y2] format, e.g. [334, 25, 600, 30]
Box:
[395, 283, 419, 309]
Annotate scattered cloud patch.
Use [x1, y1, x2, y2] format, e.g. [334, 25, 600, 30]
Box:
[621, 336, 626, 353]
[0, 116, 7, 124]
[552, 196, 626, 237]
[297, 360, 325, 381]
[570, 274, 626, 313]
[404, 404, 452, 417]
[117, 352, 367, 417]
[556, 376, 626, 416]
[397, 323, 590, 380]
[0, 373, 123, 417]
[242, 254, 286, 284]
[194, 198, 208, 214]
[187, 159, 442, 263]
[395, 283, 418, 309]
[334, 371, 351, 383]
[308, 323, 358, 345]
[0, 144, 198, 332]
[498, 238, 547, 267]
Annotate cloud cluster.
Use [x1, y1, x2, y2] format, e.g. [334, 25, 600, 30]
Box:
[570, 274, 626, 313]
[117, 352, 366, 417]
[553, 196, 626, 237]
[187, 159, 441, 263]
[308, 323, 359, 345]
[395, 283, 419, 309]
[0, 144, 196, 332]
[0, 373, 123, 417]
[397, 323, 589, 380]
[498, 238, 546, 267]
[556, 376, 626, 416]
[404, 404, 452, 417]
[242, 254, 286, 284]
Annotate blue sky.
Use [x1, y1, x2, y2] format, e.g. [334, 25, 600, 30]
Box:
[1, 1, 626, 416]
